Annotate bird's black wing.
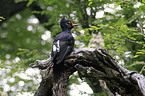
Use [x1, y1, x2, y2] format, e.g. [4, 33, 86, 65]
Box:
[51, 32, 74, 64]
[51, 32, 74, 81]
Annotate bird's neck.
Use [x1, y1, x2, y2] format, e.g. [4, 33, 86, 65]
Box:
[62, 28, 71, 32]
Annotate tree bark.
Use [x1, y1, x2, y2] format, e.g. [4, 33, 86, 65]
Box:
[30, 48, 145, 96]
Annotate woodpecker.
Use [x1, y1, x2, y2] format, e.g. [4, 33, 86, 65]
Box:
[51, 16, 76, 81]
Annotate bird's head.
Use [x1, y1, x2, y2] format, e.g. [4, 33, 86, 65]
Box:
[60, 16, 77, 31]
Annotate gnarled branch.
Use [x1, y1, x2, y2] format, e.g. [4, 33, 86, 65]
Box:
[31, 48, 145, 96]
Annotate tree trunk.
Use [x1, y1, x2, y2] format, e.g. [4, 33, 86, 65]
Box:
[30, 48, 145, 96]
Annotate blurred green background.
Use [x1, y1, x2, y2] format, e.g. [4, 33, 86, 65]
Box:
[0, 0, 145, 95]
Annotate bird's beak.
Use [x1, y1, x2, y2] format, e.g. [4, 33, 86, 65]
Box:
[73, 24, 79, 26]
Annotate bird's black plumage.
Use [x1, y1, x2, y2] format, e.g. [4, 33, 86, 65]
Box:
[51, 16, 75, 81]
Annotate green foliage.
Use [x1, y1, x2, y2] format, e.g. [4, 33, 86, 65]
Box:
[76, 28, 92, 46]
[27, 0, 35, 7]
[134, 49, 145, 58]
[0, 8, 50, 95]
[15, 0, 26, 3]
[0, 16, 5, 22]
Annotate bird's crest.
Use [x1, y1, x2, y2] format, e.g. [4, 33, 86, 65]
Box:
[61, 16, 67, 23]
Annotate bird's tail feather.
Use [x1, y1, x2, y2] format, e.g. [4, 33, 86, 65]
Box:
[53, 61, 64, 82]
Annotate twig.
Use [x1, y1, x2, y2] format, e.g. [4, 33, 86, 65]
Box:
[140, 65, 145, 74]
[125, 38, 143, 45]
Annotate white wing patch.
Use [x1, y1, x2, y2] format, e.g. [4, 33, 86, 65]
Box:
[56, 40, 60, 52]
[53, 40, 60, 52]
[53, 45, 57, 52]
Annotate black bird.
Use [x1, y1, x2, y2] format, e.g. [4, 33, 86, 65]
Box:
[51, 16, 76, 81]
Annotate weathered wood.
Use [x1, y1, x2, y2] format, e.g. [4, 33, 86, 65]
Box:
[31, 48, 145, 96]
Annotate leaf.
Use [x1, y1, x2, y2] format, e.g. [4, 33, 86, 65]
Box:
[133, 55, 139, 58]
[99, 24, 105, 27]
[136, 52, 144, 54]
[109, 26, 115, 29]
[27, 0, 35, 7]
[143, 0, 145, 3]
[89, 26, 100, 30]
[0, 16, 5, 20]
[139, 41, 144, 44]
[14, 0, 25, 3]
[88, 2, 92, 6]
[133, 33, 140, 35]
